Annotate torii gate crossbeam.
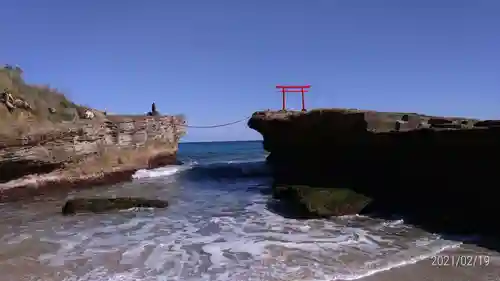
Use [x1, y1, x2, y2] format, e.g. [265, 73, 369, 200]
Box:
[276, 85, 311, 111]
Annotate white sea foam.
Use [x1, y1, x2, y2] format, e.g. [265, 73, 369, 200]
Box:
[29, 190, 462, 281]
[132, 166, 184, 179]
[0, 160, 479, 281]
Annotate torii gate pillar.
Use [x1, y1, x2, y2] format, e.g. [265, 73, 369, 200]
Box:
[276, 85, 311, 111]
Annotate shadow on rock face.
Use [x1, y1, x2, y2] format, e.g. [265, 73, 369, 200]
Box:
[267, 184, 500, 253]
[62, 197, 168, 215]
[249, 109, 500, 253]
[361, 203, 500, 253]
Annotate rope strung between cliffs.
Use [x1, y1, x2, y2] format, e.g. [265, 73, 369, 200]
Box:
[178, 116, 252, 129]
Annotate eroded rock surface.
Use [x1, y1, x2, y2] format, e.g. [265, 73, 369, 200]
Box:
[249, 109, 500, 234]
[0, 115, 185, 201]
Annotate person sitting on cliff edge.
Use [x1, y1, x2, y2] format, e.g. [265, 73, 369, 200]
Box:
[147, 102, 160, 116]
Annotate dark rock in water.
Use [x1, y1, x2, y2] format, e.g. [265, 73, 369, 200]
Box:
[62, 197, 169, 215]
[248, 109, 500, 236]
[272, 185, 372, 217]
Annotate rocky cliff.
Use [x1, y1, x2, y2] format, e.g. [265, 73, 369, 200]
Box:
[0, 65, 186, 201]
[249, 109, 500, 235]
[0, 115, 185, 201]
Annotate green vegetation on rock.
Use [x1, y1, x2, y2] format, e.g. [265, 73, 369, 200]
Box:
[274, 184, 372, 217]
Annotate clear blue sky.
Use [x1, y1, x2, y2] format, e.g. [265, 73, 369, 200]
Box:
[1, 0, 499, 142]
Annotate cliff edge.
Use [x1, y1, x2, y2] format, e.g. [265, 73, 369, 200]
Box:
[249, 109, 500, 234]
[0, 65, 185, 201]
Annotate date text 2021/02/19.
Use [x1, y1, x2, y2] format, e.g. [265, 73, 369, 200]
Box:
[431, 255, 490, 267]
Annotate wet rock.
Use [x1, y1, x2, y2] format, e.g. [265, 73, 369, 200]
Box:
[272, 185, 372, 217]
[61, 197, 169, 215]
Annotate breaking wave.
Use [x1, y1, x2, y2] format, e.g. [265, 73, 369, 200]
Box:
[182, 160, 270, 181]
[132, 166, 186, 179]
[132, 159, 270, 181]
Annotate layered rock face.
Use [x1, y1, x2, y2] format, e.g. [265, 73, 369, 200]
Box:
[0, 115, 185, 201]
[249, 109, 500, 234]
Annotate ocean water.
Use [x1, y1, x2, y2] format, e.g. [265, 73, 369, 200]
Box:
[0, 140, 498, 281]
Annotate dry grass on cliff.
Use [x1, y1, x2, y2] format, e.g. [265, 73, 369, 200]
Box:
[0, 66, 88, 139]
[0, 110, 63, 138]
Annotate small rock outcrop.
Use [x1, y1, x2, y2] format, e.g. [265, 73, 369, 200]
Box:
[272, 185, 372, 217]
[62, 197, 169, 215]
[1, 89, 33, 113]
[248, 109, 500, 235]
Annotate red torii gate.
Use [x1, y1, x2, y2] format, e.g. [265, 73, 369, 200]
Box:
[276, 85, 311, 111]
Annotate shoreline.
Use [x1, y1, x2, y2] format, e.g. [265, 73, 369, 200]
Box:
[358, 244, 500, 281]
